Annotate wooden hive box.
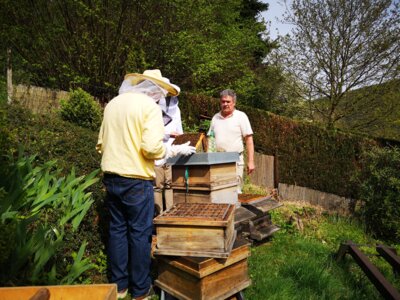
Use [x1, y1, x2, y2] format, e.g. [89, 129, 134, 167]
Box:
[155, 238, 251, 300]
[167, 152, 239, 190]
[172, 184, 238, 206]
[0, 284, 117, 300]
[153, 203, 236, 258]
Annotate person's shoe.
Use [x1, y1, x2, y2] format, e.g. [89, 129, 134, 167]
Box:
[132, 286, 155, 300]
[117, 288, 128, 300]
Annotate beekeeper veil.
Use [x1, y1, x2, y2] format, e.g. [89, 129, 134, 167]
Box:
[119, 69, 180, 103]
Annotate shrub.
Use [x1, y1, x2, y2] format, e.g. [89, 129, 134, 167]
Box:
[356, 146, 400, 243]
[60, 88, 102, 130]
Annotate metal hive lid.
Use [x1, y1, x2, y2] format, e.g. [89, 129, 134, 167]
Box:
[167, 152, 239, 166]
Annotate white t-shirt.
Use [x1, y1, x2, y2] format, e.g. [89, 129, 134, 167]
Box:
[209, 109, 253, 153]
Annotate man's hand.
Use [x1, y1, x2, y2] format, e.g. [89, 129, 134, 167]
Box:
[247, 160, 255, 175]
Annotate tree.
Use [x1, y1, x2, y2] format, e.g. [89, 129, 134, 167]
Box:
[0, 0, 278, 106]
[275, 0, 400, 129]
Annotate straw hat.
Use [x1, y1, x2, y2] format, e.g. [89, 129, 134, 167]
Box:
[124, 69, 180, 96]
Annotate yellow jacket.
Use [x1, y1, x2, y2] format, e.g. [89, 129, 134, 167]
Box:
[96, 92, 166, 179]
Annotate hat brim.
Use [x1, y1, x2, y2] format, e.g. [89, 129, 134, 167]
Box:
[124, 73, 179, 96]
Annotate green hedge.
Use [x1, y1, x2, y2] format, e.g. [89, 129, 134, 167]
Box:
[180, 93, 377, 198]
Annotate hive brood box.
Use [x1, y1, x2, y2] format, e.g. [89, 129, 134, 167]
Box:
[155, 238, 251, 300]
[153, 203, 236, 258]
[167, 152, 239, 206]
[172, 185, 238, 206]
[168, 152, 238, 189]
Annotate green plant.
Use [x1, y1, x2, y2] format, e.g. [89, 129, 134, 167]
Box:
[59, 88, 102, 130]
[0, 150, 99, 285]
[0, 77, 7, 105]
[355, 146, 400, 243]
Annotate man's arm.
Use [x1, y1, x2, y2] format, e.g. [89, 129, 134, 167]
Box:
[244, 134, 255, 175]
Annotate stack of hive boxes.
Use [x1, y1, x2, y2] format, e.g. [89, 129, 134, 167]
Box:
[153, 203, 251, 300]
[152, 136, 251, 299]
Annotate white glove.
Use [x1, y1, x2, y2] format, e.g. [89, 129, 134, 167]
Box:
[165, 141, 196, 159]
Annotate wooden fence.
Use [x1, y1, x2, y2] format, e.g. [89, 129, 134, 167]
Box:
[12, 84, 68, 114]
[249, 152, 351, 213]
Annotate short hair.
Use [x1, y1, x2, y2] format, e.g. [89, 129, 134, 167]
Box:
[220, 89, 236, 102]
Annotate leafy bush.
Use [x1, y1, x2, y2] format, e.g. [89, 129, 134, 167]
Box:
[356, 146, 400, 243]
[60, 88, 102, 130]
[0, 151, 100, 285]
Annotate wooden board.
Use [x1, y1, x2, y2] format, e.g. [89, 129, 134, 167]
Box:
[234, 206, 257, 226]
[238, 194, 270, 204]
[242, 198, 283, 215]
[0, 284, 117, 300]
[172, 133, 206, 152]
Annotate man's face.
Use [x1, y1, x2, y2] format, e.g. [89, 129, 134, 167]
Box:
[220, 95, 235, 117]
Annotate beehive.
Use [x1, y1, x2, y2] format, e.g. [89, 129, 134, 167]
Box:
[153, 203, 236, 258]
[155, 238, 251, 300]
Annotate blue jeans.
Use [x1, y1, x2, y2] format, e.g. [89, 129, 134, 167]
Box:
[103, 174, 154, 297]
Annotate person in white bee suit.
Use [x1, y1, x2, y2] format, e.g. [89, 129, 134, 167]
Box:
[154, 82, 184, 214]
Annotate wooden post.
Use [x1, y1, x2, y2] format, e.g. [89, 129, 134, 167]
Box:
[273, 154, 279, 188]
[7, 48, 13, 104]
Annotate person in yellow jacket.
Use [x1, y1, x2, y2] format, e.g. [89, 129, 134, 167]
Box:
[96, 69, 195, 300]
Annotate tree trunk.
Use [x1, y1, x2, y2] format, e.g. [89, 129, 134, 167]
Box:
[7, 48, 13, 104]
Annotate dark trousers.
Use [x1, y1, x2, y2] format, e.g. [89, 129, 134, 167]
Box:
[103, 174, 154, 297]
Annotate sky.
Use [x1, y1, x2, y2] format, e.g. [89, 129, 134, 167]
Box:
[260, 1, 293, 40]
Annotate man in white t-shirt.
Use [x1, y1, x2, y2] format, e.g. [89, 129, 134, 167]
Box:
[209, 89, 255, 192]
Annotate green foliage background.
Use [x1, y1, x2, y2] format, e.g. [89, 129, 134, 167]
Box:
[0, 0, 278, 109]
[356, 146, 400, 242]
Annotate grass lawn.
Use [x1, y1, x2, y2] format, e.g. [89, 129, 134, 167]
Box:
[244, 201, 400, 300]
